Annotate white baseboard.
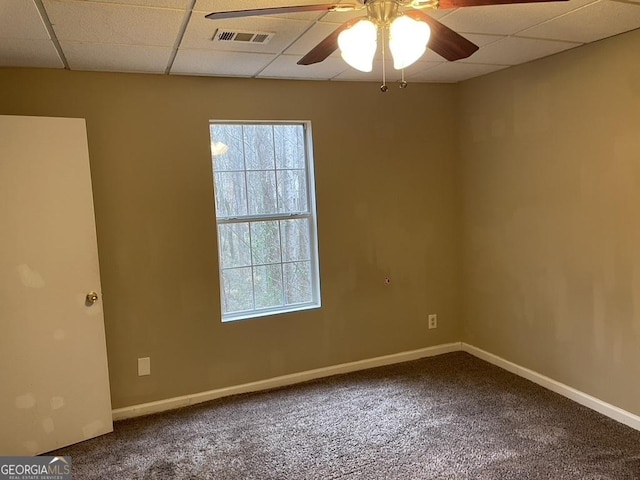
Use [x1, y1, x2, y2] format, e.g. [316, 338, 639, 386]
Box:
[462, 343, 640, 432]
[113, 341, 640, 433]
[112, 342, 462, 421]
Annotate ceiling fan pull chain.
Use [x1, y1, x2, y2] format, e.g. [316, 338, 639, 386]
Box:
[400, 68, 408, 89]
[381, 26, 389, 92]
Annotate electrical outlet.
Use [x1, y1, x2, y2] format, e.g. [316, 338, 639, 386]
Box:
[138, 357, 151, 376]
[428, 314, 437, 329]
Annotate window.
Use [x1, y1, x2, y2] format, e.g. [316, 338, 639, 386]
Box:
[209, 121, 321, 321]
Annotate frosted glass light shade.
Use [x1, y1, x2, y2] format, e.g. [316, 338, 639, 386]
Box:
[338, 19, 378, 72]
[389, 16, 431, 70]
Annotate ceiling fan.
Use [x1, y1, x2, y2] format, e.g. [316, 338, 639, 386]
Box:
[206, 0, 566, 89]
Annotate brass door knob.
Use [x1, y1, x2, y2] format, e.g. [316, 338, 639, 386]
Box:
[86, 291, 99, 306]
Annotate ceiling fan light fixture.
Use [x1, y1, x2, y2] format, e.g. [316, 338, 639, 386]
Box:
[389, 15, 431, 70]
[337, 19, 378, 72]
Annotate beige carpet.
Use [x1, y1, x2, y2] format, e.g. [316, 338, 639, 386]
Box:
[50, 352, 640, 479]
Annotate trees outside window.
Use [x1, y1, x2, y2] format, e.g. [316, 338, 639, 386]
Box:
[210, 122, 321, 321]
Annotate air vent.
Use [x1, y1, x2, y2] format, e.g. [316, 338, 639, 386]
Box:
[212, 29, 274, 44]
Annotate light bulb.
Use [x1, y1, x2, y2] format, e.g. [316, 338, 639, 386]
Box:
[389, 15, 431, 70]
[338, 19, 378, 73]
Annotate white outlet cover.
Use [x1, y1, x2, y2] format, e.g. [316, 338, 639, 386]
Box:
[138, 357, 151, 376]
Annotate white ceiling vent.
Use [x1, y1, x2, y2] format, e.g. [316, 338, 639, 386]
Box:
[212, 29, 274, 45]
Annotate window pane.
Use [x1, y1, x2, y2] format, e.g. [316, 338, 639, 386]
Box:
[243, 125, 275, 170]
[214, 172, 247, 217]
[253, 264, 283, 309]
[274, 125, 305, 169]
[251, 221, 281, 265]
[218, 223, 251, 268]
[211, 121, 320, 321]
[247, 170, 277, 215]
[277, 169, 308, 213]
[281, 219, 311, 262]
[284, 261, 312, 305]
[210, 124, 245, 172]
[221, 267, 253, 314]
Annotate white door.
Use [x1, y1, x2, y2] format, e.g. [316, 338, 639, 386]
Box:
[0, 115, 113, 455]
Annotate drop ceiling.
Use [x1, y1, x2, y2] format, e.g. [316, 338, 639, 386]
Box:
[1, 0, 640, 83]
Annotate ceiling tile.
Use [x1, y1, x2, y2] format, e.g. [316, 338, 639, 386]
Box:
[0, 0, 50, 40]
[74, 0, 189, 8]
[283, 22, 342, 56]
[462, 33, 507, 48]
[0, 39, 63, 68]
[459, 36, 580, 65]
[43, 0, 184, 46]
[193, 0, 329, 20]
[407, 62, 507, 82]
[183, 13, 313, 54]
[330, 69, 393, 83]
[518, 0, 640, 43]
[172, 49, 275, 76]
[424, 32, 505, 61]
[440, 0, 598, 35]
[61, 42, 171, 72]
[257, 54, 348, 79]
[331, 58, 441, 82]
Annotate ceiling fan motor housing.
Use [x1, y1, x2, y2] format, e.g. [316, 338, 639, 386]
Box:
[366, 0, 401, 25]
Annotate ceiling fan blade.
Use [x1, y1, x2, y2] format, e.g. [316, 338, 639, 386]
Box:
[297, 17, 365, 65]
[438, 0, 568, 8]
[205, 4, 360, 20]
[405, 10, 479, 61]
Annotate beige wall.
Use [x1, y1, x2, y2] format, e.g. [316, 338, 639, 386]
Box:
[0, 69, 460, 408]
[459, 28, 640, 416]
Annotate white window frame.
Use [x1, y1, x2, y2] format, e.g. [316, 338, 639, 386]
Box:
[210, 120, 321, 322]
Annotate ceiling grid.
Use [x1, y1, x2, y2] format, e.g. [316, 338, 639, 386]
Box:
[0, 0, 639, 82]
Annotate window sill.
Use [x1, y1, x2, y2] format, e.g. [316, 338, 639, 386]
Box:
[221, 302, 321, 323]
